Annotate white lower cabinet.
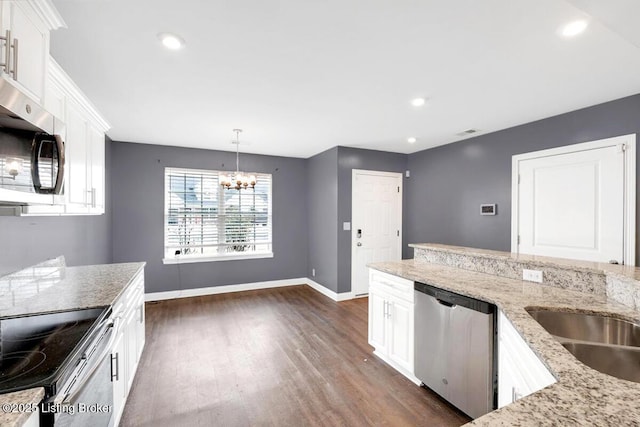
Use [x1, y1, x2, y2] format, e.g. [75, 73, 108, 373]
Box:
[368, 269, 416, 381]
[111, 270, 146, 426]
[497, 311, 556, 407]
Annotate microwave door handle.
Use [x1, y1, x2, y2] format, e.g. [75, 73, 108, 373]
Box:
[30, 138, 42, 192]
[53, 135, 64, 195]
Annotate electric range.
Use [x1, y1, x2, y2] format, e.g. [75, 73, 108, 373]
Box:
[0, 307, 112, 426]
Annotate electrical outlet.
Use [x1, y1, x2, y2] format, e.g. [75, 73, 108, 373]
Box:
[522, 269, 543, 283]
[312, 268, 316, 277]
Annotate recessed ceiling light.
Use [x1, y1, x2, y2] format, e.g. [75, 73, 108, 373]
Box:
[559, 20, 588, 37]
[158, 33, 185, 50]
[411, 97, 426, 107]
[407, 137, 417, 144]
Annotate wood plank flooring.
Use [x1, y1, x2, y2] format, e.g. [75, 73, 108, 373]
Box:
[120, 285, 471, 427]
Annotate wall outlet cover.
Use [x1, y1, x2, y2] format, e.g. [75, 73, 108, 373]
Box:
[522, 269, 543, 283]
[343, 222, 351, 231]
[312, 268, 316, 277]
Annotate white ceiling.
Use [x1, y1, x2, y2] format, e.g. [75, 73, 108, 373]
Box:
[50, 0, 640, 158]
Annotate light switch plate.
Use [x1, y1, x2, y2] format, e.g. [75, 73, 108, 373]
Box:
[522, 269, 543, 283]
[343, 222, 351, 231]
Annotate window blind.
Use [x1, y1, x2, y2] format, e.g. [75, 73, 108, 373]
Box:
[164, 167, 272, 259]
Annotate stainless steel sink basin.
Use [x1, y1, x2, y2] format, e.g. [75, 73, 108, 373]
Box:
[561, 342, 640, 383]
[526, 309, 640, 347]
[526, 308, 640, 383]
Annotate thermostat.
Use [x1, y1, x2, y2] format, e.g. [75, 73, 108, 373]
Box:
[480, 204, 496, 215]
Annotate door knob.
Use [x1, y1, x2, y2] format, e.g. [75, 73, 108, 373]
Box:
[357, 242, 362, 247]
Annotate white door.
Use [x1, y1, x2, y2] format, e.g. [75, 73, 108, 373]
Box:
[513, 135, 635, 264]
[352, 170, 402, 296]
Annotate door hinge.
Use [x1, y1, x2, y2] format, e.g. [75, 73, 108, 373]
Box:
[397, 186, 400, 193]
[517, 235, 521, 244]
[518, 174, 521, 184]
[618, 143, 626, 153]
[397, 230, 400, 237]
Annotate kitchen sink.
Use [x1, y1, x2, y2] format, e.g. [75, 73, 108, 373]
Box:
[561, 342, 640, 383]
[526, 308, 640, 383]
[526, 309, 640, 347]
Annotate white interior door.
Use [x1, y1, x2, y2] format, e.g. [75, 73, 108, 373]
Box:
[512, 135, 635, 264]
[351, 170, 402, 296]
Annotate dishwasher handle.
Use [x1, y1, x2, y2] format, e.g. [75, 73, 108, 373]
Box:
[436, 298, 456, 308]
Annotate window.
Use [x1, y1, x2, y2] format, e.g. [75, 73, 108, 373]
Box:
[163, 167, 272, 263]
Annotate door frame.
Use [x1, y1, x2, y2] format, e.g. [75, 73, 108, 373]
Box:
[351, 169, 403, 297]
[511, 134, 636, 265]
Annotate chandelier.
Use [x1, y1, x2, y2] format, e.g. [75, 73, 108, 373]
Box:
[221, 129, 256, 190]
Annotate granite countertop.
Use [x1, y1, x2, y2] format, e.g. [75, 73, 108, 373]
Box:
[411, 243, 640, 281]
[0, 261, 146, 318]
[0, 261, 146, 426]
[0, 388, 44, 427]
[370, 258, 640, 426]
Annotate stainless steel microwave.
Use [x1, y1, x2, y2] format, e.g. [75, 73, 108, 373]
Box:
[0, 79, 65, 206]
[0, 129, 65, 204]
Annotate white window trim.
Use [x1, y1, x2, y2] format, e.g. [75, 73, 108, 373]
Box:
[162, 251, 274, 264]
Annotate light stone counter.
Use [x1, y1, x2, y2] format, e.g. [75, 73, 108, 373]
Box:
[370, 249, 640, 426]
[0, 388, 44, 427]
[0, 260, 146, 426]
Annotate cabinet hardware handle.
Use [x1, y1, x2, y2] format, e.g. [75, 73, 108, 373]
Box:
[1, 30, 9, 74]
[11, 37, 17, 80]
[111, 352, 119, 382]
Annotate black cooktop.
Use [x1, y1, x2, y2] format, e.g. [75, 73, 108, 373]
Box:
[0, 307, 107, 394]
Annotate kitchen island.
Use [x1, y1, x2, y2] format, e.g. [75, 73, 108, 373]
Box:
[0, 260, 145, 427]
[370, 244, 640, 426]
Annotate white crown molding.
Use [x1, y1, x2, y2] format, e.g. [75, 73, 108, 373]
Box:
[49, 56, 111, 132]
[27, 0, 66, 30]
[145, 277, 355, 302]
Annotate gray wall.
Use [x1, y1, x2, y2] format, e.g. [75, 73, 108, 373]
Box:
[0, 138, 113, 276]
[405, 93, 640, 263]
[110, 141, 308, 294]
[307, 147, 339, 292]
[336, 147, 407, 293]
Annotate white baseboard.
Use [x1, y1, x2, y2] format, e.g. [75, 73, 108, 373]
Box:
[145, 277, 356, 302]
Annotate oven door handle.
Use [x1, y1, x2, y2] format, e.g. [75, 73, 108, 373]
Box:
[55, 317, 119, 405]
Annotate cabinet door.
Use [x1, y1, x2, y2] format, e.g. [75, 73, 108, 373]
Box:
[1, 2, 47, 102]
[135, 295, 145, 361]
[368, 290, 388, 353]
[497, 311, 556, 408]
[87, 125, 105, 213]
[124, 307, 138, 391]
[112, 331, 126, 426]
[65, 101, 89, 211]
[387, 296, 413, 373]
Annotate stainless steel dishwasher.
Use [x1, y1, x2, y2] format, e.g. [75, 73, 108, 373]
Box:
[414, 281, 496, 419]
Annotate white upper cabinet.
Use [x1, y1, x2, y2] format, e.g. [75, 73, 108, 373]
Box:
[48, 58, 110, 215]
[0, 0, 64, 103]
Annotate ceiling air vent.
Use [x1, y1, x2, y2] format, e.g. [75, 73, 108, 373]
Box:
[456, 129, 479, 136]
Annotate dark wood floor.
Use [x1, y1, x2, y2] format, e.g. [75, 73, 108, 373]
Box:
[120, 285, 470, 427]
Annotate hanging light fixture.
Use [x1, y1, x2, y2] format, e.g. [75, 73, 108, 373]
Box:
[221, 129, 257, 190]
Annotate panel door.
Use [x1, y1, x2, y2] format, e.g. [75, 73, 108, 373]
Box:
[387, 296, 413, 373]
[517, 145, 624, 263]
[352, 170, 402, 296]
[88, 125, 105, 213]
[368, 290, 388, 353]
[4, 2, 47, 102]
[65, 101, 89, 209]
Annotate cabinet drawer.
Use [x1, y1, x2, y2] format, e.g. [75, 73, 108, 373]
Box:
[369, 269, 414, 303]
